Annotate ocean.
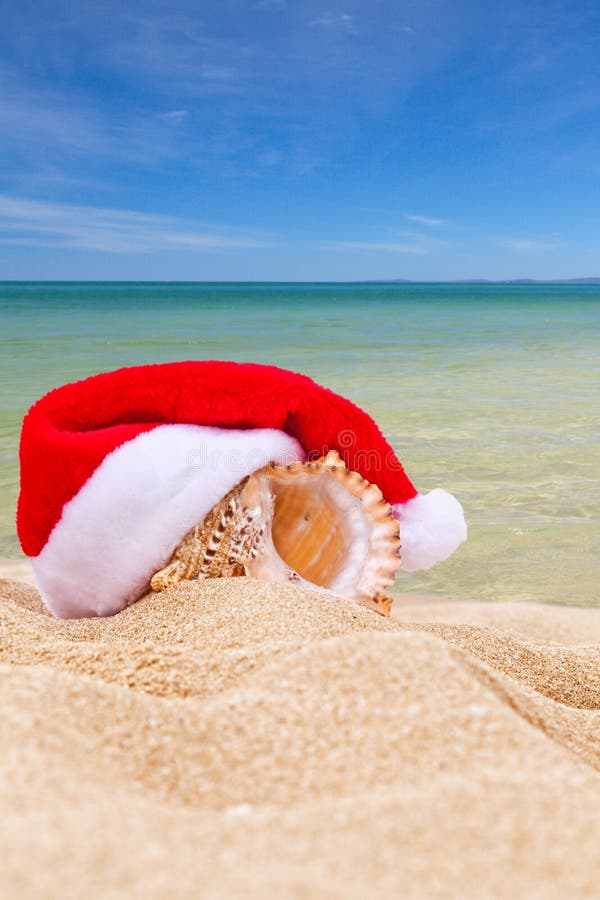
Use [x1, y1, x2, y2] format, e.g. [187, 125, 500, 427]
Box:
[1, 281, 598, 606]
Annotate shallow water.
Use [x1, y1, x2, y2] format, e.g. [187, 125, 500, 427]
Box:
[1, 281, 599, 606]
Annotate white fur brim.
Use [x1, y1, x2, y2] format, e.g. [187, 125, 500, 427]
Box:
[392, 489, 467, 572]
[32, 425, 304, 618]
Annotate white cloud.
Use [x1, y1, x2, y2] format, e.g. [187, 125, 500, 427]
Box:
[160, 110, 189, 121]
[404, 213, 444, 227]
[504, 238, 559, 252]
[308, 13, 358, 36]
[326, 240, 426, 255]
[0, 196, 275, 254]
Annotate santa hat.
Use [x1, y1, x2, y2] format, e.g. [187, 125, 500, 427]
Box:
[17, 361, 466, 618]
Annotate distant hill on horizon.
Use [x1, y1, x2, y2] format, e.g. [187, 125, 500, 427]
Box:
[384, 278, 600, 285]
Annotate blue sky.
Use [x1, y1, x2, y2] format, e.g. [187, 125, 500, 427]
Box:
[1, 0, 599, 280]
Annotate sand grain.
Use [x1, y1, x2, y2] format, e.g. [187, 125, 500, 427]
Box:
[1, 575, 599, 898]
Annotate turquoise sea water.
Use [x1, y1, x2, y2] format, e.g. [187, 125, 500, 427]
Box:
[1, 281, 599, 606]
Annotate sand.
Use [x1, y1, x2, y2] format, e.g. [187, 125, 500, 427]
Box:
[1, 564, 600, 899]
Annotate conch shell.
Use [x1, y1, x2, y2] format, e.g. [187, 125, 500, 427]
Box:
[151, 450, 401, 616]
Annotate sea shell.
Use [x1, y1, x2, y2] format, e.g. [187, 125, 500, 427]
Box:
[150, 450, 401, 616]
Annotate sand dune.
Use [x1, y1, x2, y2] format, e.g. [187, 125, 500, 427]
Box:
[1, 575, 600, 898]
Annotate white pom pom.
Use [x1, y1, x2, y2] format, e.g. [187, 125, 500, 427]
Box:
[392, 489, 467, 572]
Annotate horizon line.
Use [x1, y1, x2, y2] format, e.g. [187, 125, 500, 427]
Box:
[1, 278, 600, 285]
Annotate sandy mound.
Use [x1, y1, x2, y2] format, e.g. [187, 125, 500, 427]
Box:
[1, 576, 600, 898]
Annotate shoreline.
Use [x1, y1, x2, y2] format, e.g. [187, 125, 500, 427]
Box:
[0, 556, 37, 585]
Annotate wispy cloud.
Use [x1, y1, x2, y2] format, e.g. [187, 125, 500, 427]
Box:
[0, 3, 479, 185]
[503, 238, 559, 252]
[97, 11, 241, 95]
[0, 72, 114, 157]
[160, 110, 189, 122]
[308, 13, 359, 36]
[325, 240, 426, 255]
[0, 64, 193, 169]
[404, 213, 444, 227]
[0, 196, 275, 254]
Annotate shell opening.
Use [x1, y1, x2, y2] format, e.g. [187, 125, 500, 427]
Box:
[270, 477, 361, 589]
[243, 456, 401, 602]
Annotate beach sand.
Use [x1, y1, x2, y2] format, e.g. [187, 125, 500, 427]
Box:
[1, 564, 599, 898]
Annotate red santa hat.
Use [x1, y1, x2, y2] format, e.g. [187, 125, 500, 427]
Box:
[17, 361, 466, 618]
